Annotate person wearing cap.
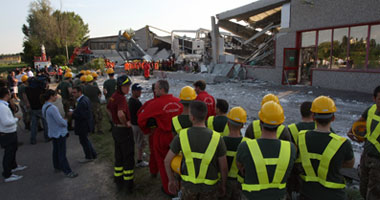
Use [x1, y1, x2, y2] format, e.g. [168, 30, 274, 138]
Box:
[245, 94, 291, 141]
[193, 80, 216, 118]
[297, 96, 354, 200]
[83, 75, 102, 134]
[236, 101, 296, 200]
[164, 101, 228, 199]
[107, 75, 135, 192]
[171, 86, 197, 135]
[129, 83, 148, 168]
[18, 75, 30, 130]
[56, 72, 74, 130]
[207, 99, 229, 136]
[138, 80, 183, 197]
[221, 106, 249, 200]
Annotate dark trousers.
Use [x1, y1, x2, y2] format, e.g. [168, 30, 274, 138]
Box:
[360, 153, 380, 200]
[112, 127, 134, 187]
[78, 133, 97, 159]
[52, 136, 72, 174]
[0, 132, 18, 178]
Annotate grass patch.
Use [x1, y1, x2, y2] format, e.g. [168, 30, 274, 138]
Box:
[90, 105, 168, 200]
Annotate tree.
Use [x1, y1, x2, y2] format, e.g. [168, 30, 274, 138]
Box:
[22, 0, 89, 65]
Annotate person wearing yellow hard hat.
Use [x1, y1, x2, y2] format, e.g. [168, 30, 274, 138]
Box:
[85, 70, 91, 75]
[18, 75, 31, 129]
[221, 106, 249, 200]
[297, 96, 354, 200]
[171, 86, 197, 135]
[103, 68, 116, 103]
[207, 99, 229, 136]
[245, 94, 291, 141]
[236, 101, 296, 200]
[56, 72, 75, 130]
[347, 86, 380, 199]
[164, 101, 228, 199]
[83, 74, 102, 134]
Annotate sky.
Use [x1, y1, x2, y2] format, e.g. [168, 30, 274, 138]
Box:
[0, 0, 255, 54]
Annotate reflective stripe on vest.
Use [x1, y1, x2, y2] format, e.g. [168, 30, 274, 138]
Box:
[179, 128, 221, 185]
[366, 104, 380, 153]
[207, 116, 229, 136]
[288, 124, 299, 145]
[298, 130, 346, 189]
[242, 140, 291, 192]
[253, 120, 284, 139]
[226, 137, 250, 179]
[172, 116, 182, 134]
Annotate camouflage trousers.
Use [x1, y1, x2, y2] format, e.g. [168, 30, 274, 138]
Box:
[219, 179, 242, 200]
[62, 98, 74, 128]
[360, 153, 380, 200]
[91, 102, 103, 133]
[181, 183, 218, 200]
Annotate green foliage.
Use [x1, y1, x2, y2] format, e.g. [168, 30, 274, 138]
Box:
[22, 0, 89, 66]
[51, 55, 67, 66]
[86, 58, 105, 71]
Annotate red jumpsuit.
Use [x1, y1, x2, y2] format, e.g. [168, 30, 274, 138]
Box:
[138, 94, 183, 195]
[196, 90, 216, 118]
[143, 63, 150, 79]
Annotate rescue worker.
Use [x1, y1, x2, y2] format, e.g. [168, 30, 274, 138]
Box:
[143, 60, 150, 80]
[221, 106, 249, 200]
[236, 101, 296, 200]
[56, 72, 74, 130]
[73, 70, 85, 87]
[171, 86, 197, 135]
[91, 72, 98, 86]
[19, 75, 30, 130]
[288, 101, 314, 145]
[193, 80, 216, 117]
[164, 101, 228, 199]
[106, 75, 134, 192]
[347, 86, 380, 200]
[245, 93, 291, 141]
[207, 99, 229, 136]
[80, 75, 87, 87]
[297, 96, 354, 200]
[83, 75, 102, 134]
[138, 80, 183, 197]
[103, 68, 117, 130]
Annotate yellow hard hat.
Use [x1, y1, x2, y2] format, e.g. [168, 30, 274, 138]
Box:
[21, 75, 28, 83]
[352, 121, 366, 142]
[311, 96, 337, 113]
[91, 72, 98, 78]
[80, 75, 87, 82]
[261, 94, 280, 106]
[227, 106, 247, 123]
[80, 70, 85, 74]
[171, 155, 182, 175]
[179, 86, 196, 101]
[66, 68, 71, 72]
[259, 101, 284, 126]
[86, 75, 94, 82]
[64, 72, 73, 78]
[85, 70, 91, 75]
[106, 68, 114, 74]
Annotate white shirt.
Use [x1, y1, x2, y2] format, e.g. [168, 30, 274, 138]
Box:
[27, 71, 34, 77]
[0, 100, 18, 133]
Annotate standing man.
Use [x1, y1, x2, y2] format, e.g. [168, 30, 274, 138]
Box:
[347, 86, 380, 200]
[7, 71, 19, 101]
[103, 68, 117, 102]
[138, 80, 183, 197]
[288, 101, 314, 145]
[171, 86, 197, 135]
[0, 87, 27, 182]
[193, 80, 216, 117]
[70, 86, 97, 162]
[207, 98, 229, 136]
[56, 72, 74, 130]
[107, 75, 135, 192]
[164, 101, 228, 199]
[129, 83, 148, 167]
[298, 96, 354, 200]
[236, 101, 296, 199]
[83, 75, 102, 134]
[19, 75, 30, 130]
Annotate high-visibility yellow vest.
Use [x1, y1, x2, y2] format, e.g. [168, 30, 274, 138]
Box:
[179, 128, 221, 185]
[252, 120, 285, 139]
[226, 137, 250, 179]
[242, 139, 292, 192]
[172, 116, 183, 134]
[366, 104, 380, 153]
[298, 130, 347, 189]
[288, 123, 316, 145]
[207, 116, 229, 136]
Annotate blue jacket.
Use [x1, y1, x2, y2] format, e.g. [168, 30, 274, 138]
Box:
[73, 95, 94, 135]
[42, 102, 68, 138]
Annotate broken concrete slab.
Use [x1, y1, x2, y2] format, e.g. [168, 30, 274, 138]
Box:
[153, 49, 170, 61]
[211, 63, 235, 77]
[152, 71, 230, 84]
[146, 47, 159, 57]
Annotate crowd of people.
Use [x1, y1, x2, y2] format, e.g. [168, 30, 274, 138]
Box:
[0, 65, 379, 200]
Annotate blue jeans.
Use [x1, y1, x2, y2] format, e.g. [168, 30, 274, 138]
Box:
[52, 136, 72, 174]
[30, 109, 48, 143]
[78, 134, 97, 159]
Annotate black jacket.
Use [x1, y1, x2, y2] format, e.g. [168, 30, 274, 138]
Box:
[73, 95, 94, 135]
